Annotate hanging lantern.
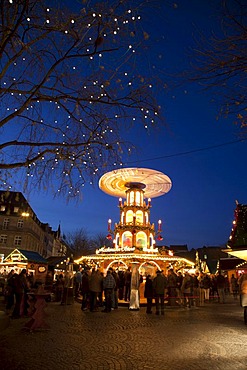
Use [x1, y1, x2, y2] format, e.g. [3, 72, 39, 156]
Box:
[106, 233, 112, 240]
[157, 235, 163, 241]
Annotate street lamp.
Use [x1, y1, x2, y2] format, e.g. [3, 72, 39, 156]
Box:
[21, 212, 30, 217]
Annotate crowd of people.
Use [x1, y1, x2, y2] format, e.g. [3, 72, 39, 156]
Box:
[144, 269, 241, 315]
[55, 266, 246, 315]
[2, 266, 247, 318]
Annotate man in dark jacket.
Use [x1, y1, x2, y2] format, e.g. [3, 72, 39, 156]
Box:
[152, 270, 167, 315]
[216, 271, 226, 304]
[144, 275, 153, 314]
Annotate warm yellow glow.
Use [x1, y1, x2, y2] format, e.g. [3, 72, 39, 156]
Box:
[96, 246, 135, 254]
[74, 253, 195, 266]
[99, 167, 172, 198]
[126, 210, 134, 223]
[143, 246, 158, 253]
[21, 212, 30, 217]
[223, 248, 247, 261]
[136, 210, 143, 224]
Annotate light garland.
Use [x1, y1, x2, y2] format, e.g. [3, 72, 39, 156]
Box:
[74, 253, 195, 266]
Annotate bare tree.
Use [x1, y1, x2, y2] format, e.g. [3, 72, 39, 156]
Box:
[0, 0, 164, 199]
[90, 232, 113, 249]
[189, 0, 246, 127]
[66, 228, 94, 258]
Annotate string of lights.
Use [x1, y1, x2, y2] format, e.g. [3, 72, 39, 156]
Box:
[125, 138, 247, 165]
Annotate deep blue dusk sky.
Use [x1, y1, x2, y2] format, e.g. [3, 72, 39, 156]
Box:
[26, 0, 247, 250]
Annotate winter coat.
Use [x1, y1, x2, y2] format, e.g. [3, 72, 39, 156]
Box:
[144, 277, 153, 298]
[89, 271, 103, 293]
[12, 272, 28, 294]
[167, 272, 177, 288]
[103, 273, 116, 290]
[202, 275, 211, 289]
[152, 273, 167, 295]
[81, 272, 90, 293]
[181, 275, 193, 294]
[216, 274, 226, 289]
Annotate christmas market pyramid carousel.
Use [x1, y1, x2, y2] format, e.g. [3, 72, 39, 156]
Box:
[75, 167, 194, 276]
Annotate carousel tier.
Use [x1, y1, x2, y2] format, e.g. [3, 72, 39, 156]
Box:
[99, 167, 172, 198]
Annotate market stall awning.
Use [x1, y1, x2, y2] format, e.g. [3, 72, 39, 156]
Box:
[4, 248, 47, 264]
[223, 247, 247, 262]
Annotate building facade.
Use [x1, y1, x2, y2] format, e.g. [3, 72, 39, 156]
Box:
[0, 190, 67, 258]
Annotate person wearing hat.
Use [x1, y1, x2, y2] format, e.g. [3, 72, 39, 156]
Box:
[152, 269, 167, 315]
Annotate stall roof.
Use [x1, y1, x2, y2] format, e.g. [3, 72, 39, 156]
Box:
[19, 250, 47, 263]
[46, 256, 67, 267]
[4, 249, 47, 264]
[219, 258, 245, 270]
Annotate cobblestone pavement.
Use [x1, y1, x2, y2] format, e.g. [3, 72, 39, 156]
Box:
[0, 297, 247, 370]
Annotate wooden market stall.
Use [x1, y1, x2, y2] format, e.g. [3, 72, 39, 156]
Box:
[1, 248, 48, 284]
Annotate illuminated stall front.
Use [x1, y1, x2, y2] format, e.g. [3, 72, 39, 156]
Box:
[75, 168, 194, 280]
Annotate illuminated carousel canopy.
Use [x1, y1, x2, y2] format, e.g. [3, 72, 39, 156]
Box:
[99, 167, 172, 198]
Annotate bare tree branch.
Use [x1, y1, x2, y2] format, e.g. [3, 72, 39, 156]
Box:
[0, 0, 165, 199]
[188, 0, 247, 127]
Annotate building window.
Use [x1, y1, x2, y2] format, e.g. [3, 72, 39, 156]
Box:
[14, 207, 19, 213]
[17, 219, 24, 228]
[0, 235, 7, 244]
[0, 205, 6, 212]
[3, 218, 9, 230]
[14, 236, 22, 246]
